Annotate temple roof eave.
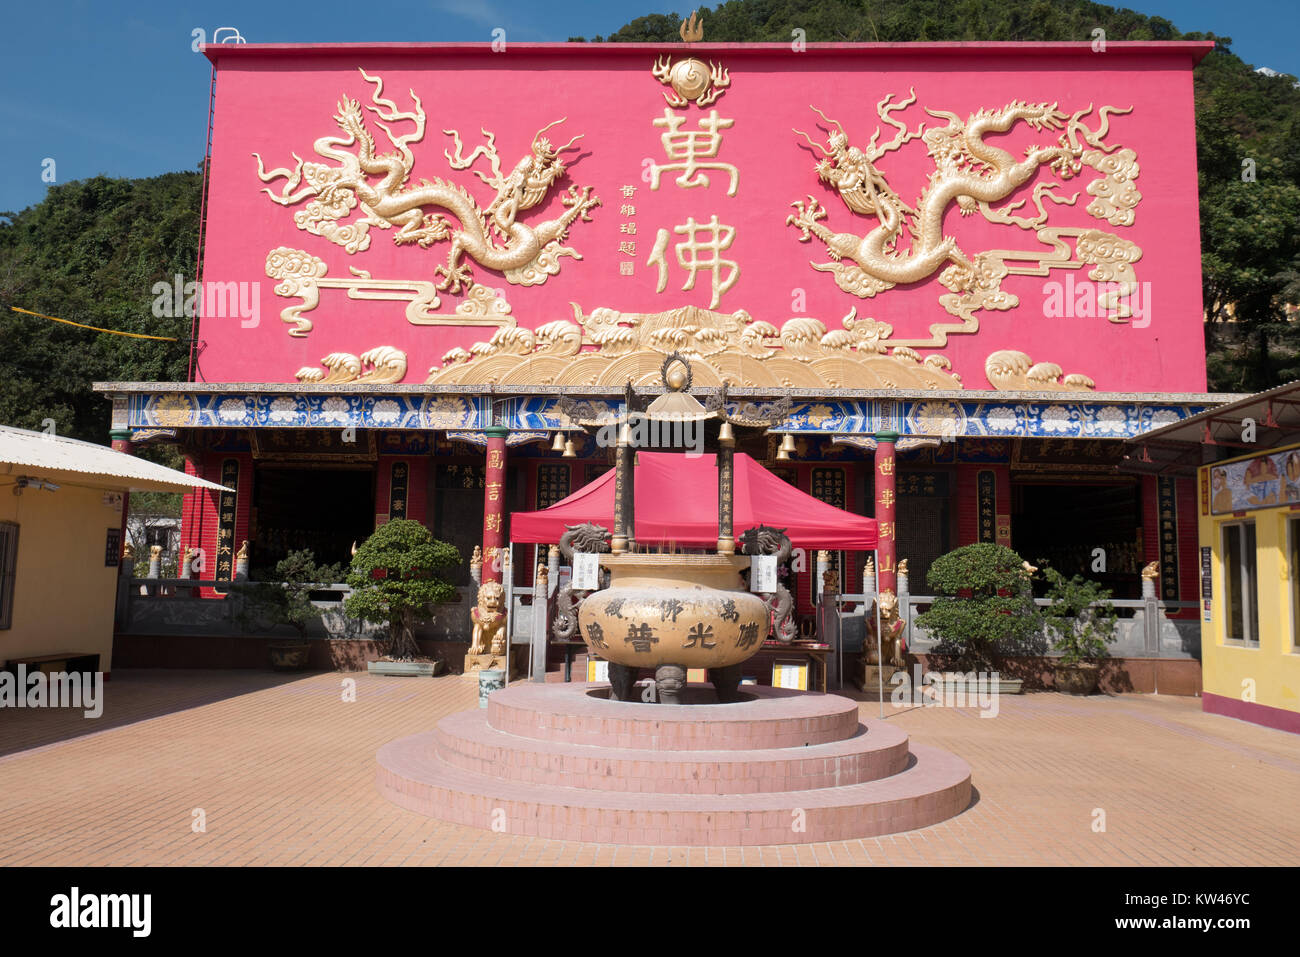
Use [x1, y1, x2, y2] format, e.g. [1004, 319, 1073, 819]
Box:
[91, 382, 1245, 405]
[95, 382, 1242, 443]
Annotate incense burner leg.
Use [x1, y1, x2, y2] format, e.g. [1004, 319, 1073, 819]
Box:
[655, 664, 687, 705]
[708, 663, 744, 703]
[608, 662, 639, 701]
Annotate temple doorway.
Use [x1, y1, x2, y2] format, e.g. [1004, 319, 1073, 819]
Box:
[895, 470, 952, 595]
[250, 465, 375, 573]
[1012, 480, 1143, 599]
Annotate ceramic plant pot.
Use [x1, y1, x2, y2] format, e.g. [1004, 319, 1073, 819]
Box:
[1054, 661, 1100, 696]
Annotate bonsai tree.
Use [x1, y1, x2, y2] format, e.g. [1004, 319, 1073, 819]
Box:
[233, 549, 345, 639]
[1041, 566, 1119, 665]
[344, 520, 460, 661]
[913, 543, 1041, 671]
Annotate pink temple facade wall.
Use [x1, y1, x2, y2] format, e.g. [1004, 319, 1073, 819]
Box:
[196, 42, 1209, 392]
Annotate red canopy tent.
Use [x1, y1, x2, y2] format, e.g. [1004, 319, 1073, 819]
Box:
[511, 451, 877, 550]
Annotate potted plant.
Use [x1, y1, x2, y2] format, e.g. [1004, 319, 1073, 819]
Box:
[1041, 567, 1118, 695]
[345, 520, 460, 676]
[913, 543, 1040, 694]
[233, 549, 344, 671]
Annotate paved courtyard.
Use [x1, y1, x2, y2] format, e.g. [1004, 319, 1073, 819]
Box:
[1, 669, 1296, 866]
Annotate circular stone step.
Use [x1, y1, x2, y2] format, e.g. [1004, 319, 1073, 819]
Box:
[486, 682, 861, 751]
[376, 732, 972, 846]
[433, 709, 910, 794]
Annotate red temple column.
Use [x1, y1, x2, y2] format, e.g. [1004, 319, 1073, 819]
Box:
[482, 425, 508, 584]
[874, 430, 899, 597]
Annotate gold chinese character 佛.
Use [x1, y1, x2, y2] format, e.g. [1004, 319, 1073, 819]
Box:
[647, 215, 739, 310]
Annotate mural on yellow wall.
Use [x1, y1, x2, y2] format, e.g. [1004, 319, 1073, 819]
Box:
[1209, 448, 1300, 513]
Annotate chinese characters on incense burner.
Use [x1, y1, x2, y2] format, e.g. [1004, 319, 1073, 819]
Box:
[552, 357, 797, 704]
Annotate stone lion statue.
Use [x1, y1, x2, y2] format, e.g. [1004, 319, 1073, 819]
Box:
[863, 590, 906, 670]
[469, 581, 507, 655]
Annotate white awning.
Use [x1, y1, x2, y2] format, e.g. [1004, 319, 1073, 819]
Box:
[0, 425, 228, 494]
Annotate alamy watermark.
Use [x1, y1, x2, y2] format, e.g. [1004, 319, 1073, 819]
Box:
[0, 665, 103, 718]
[890, 665, 1001, 718]
[594, 412, 704, 456]
[50, 888, 150, 937]
[1041, 275, 1151, 329]
[151, 274, 260, 328]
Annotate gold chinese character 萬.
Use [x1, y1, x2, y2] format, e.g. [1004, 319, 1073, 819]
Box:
[649, 109, 738, 196]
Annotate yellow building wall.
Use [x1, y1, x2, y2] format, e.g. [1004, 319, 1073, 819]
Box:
[1199, 448, 1300, 725]
[0, 483, 122, 673]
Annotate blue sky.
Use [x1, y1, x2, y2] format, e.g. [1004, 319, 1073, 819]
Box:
[1, 0, 1297, 215]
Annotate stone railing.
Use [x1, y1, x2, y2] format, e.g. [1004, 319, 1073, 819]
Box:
[115, 576, 476, 640]
[826, 590, 1200, 661]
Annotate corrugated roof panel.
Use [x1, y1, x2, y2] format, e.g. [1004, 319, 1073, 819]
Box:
[0, 425, 227, 492]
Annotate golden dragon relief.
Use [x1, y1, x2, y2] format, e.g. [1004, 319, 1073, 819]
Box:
[253, 68, 601, 314]
[787, 92, 1142, 346]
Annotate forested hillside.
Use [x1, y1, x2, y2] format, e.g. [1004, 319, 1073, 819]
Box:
[0, 171, 199, 443]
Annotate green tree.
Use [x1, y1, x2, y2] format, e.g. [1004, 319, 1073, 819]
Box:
[0, 170, 200, 443]
[1040, 566, 1118, 665]
[914, 543, 1041, 670]
[233, 549, 346, 638]
[1196, 59, 1300, 390]
[344, 520, 461, 660]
